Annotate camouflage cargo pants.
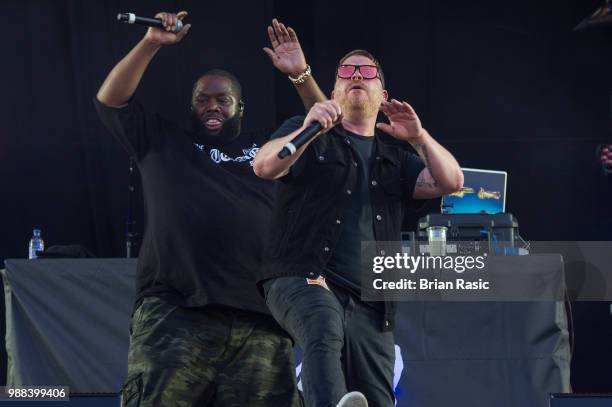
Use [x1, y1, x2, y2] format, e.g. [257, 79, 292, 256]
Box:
[121, 296, 303, 407]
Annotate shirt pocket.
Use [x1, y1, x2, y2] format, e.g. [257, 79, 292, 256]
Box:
[305, 148, 349, 194]
[312, 148, 347, 171]
[380, 174, 405, 201]
[380, 178, 402, 196]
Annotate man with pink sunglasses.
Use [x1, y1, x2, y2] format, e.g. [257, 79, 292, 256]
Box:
[254, 50, 463, 407]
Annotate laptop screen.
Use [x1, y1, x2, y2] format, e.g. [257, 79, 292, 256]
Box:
[441, 168, 507, 214]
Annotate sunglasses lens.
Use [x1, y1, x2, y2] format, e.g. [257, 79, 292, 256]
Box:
[337, 65, 356, 78]
[360, 66, 378, 79]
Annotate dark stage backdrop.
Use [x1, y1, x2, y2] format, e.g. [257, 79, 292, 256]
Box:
[1, 0, 611, 393]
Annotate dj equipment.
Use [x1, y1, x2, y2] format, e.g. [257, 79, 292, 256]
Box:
[409, 213, 522, 256]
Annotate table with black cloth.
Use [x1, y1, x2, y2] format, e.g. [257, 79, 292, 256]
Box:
[2, 259, 136, 393]
[1, 258, 570, 406]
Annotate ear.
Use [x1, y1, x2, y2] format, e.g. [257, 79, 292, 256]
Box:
[382, 90, 389, 101]
[331, 90, 335, 100]
[239, 100, 245, 116]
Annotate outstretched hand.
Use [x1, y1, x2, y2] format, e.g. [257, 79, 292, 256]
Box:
[376, 99, 424, 144]
[144, 11, 191, 46]
[263, 18, 307, 77]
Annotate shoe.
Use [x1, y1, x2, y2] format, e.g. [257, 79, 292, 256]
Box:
[336, 391, 368, 407]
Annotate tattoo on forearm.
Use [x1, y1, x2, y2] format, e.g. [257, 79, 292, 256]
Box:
[415, 144, 437, 188]
[416, 172, 437, 189]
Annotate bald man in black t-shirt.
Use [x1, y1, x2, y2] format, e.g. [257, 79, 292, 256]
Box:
[95, 11, 325, 406]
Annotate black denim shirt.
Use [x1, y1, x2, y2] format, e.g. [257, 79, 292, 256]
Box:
[258, 116, 425, 331]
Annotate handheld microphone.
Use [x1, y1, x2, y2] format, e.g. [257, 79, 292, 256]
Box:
[277, 122, 323, 159]
[117, 13, 183, 33]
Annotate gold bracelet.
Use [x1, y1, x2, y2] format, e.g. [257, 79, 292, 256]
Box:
[288, 65, 311, 85]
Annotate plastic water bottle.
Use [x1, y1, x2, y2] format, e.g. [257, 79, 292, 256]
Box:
[28, 229, 44, 259]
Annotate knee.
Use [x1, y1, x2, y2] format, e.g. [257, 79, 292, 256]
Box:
[301, 315, 344, 353]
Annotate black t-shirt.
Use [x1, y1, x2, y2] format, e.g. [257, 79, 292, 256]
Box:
[323, 129, 375, 295]
[94, 98, 274, 315]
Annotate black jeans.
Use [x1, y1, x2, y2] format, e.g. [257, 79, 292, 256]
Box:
[264, 277, 395, 407]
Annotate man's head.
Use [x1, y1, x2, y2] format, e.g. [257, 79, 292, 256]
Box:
[332, 50, 387, 119]
[191, 69, 244, 146]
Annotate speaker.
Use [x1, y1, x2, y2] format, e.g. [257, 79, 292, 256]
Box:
[0, 393, 120, 406]
[550, 394, 612, 406]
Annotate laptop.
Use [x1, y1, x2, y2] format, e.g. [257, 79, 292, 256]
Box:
[441, 168, 507, 214]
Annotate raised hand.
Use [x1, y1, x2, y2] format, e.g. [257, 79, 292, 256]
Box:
[263, 18, 307, 77]
[144, 11, 191, 46]
[376, 99, 424, 143]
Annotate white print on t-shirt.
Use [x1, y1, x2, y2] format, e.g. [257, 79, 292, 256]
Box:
[193, 143, 260, 166]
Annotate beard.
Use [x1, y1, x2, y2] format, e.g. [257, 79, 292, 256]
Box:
[338, 90, 380, 118]
[191, 111, 242, 146]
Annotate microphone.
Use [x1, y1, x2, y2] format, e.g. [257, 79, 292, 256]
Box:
[277, 122, 323, 159]
[117, 13, 183, 33]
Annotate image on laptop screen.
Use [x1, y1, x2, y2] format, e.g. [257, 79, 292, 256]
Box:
[441, 168, 507, 214]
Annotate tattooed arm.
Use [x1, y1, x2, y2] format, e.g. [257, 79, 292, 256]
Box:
[411, 130, 463, 199]
[376, 99, 463, 199]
